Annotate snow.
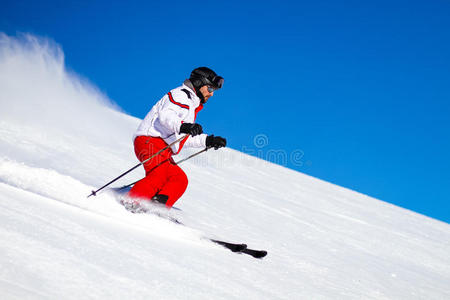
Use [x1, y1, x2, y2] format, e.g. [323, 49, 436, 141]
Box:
[1, 33, 450, 299]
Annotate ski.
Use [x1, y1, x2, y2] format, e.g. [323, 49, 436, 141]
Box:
[211, 239, 268, 259]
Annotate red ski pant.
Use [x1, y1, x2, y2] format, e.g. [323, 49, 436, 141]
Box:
[127, 136, 188, 208]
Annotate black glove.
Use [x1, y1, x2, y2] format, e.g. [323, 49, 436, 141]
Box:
[180, 123, 203, 136]
[206, 135, 227, 150]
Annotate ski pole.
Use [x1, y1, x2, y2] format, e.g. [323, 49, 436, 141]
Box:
[114, 146, 212, 191]
[87, 135, 188, 198]
[175, 146, 210, 165]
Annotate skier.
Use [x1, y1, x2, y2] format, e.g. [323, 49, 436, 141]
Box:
[127, 67, 226, 208]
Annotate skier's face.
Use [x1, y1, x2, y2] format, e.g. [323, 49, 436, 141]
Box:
[199, 85, 214, 103]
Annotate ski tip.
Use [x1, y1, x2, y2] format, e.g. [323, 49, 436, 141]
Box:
[241, 249, 268, 259]
[255, 250, 268, 259]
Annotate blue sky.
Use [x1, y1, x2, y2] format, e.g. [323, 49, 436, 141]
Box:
[2, 0, 450, 223]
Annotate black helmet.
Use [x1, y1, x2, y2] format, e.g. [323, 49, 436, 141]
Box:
[190, 67, 224, 90]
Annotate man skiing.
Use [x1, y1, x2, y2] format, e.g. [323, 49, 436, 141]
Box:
[127, 67, 226, 208]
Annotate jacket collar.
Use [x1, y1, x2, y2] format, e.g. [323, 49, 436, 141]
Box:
[183, 79, 196, 95]
[182, 79, 201, 107]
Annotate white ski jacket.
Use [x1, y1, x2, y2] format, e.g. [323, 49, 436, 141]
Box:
[133, 81, 207, 154]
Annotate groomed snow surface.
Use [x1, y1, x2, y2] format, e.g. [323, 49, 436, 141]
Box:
[1, 33, 449, 300]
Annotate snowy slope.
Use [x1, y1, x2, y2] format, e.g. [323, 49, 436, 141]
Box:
[1, 33, 449, 300]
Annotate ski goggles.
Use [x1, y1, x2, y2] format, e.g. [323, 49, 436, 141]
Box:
[204, 76, 224, 90]
[211, 76, 224, 89]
